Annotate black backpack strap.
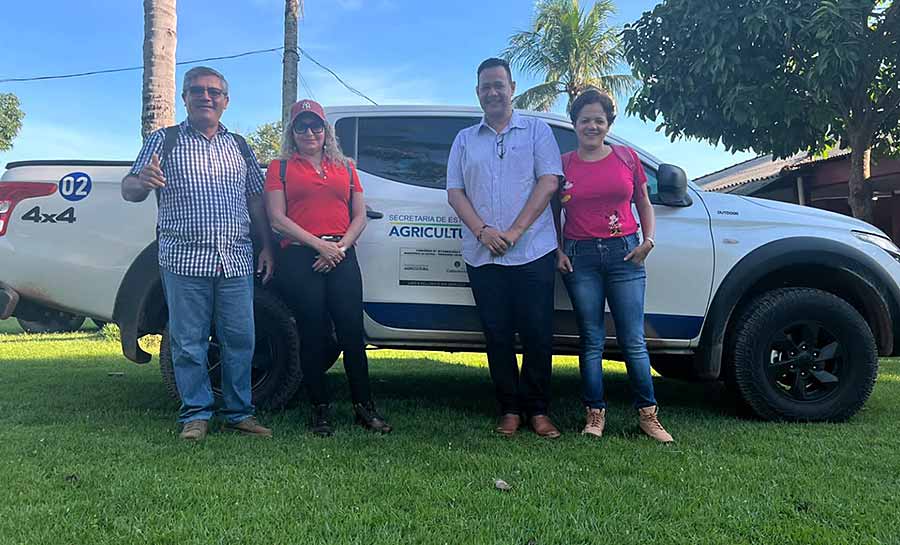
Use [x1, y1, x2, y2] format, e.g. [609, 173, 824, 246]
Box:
[230, 133, 256, 167]
[157, 125, 180, 205]
[279, 159, 287, 189]
[344, 160, 357, 219]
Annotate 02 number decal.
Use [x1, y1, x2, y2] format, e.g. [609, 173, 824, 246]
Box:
[58, 172, 92, 202]
[20, 206, 77, 224]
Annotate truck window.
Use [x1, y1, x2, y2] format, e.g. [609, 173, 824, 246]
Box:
[551, 125, 578, 154]
[335, 117, 357, 160]
[356, 116, 479, 190]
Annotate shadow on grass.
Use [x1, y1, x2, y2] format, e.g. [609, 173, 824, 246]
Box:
[0, 333, 103, 344]
[0, 350, 744, 434]
[318, 355, 738, 422]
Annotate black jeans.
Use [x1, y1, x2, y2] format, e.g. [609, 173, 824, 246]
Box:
[466, 250, 556, 416]
[275, 245, 371, 406]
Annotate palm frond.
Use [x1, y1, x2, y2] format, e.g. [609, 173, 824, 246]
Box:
[582, 74, 638, 98]
[503, 0, 635, 113]
[513, 81, 564, 112]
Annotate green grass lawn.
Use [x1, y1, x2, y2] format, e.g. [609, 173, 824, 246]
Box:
[1, 330, 898, 545]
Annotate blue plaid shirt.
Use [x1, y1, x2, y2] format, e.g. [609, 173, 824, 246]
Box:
[129, 121, 265, 278]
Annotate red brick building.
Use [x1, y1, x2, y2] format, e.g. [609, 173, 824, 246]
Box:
[697, 151, 900, 241]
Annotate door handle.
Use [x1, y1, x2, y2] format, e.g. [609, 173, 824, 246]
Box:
[366, 206, 384, 219]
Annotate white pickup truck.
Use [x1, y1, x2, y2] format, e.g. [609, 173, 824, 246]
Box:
[3, 105, 899, 421]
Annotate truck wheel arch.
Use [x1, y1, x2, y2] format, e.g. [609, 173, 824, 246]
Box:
[696, 237, 900, 380]
[112, 241, 166, 363]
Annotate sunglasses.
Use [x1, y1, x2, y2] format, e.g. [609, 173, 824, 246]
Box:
[293, 120, 325, 135]
[187, 85, 226, 99]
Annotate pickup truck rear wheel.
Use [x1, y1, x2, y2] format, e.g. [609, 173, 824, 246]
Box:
[17, 312, 85, 334]
[730, 288, 877, 422]
[159, 288, 302, 410]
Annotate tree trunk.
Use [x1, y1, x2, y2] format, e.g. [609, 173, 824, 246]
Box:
[281, 0, 300, 153]
[847, 140, 874, 225]
[141, 0, 177, 139]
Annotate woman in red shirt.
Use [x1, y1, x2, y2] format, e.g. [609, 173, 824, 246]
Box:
[554, 89, 673, 443]
[264, 99, 390, 436]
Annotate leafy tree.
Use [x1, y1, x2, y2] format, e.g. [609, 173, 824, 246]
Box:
[247, 121, 283, 164]
[503, 0, 636, 112]
[0, 93, 25, 151]
[624, 0, 900, 223]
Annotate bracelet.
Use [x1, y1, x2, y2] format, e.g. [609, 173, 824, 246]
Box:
[645, 236, 655, 248]
[477, 224, 491, 241]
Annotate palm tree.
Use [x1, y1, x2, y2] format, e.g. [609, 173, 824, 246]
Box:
[503, 0, 636, 113]
[281, 0, 302, 153]
[141, 0, 177, 138]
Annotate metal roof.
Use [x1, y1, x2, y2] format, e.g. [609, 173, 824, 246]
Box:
[696, 149, 852, 192]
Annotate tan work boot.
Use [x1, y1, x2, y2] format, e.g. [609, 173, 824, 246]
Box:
[179, 419, 208, 441]
[224, 416, 273, 438]
[638, 406, 674, 443]
[582, 408, 606, 438]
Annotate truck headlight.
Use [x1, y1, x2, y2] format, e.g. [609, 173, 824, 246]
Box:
[853, 231, 900, 261]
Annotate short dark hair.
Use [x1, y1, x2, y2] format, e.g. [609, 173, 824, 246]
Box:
[477, 58, 512, 85]
[570, 88, 616, 125]
[182, 66, 228, 96]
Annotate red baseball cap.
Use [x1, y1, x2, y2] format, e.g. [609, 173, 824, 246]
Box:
[289, 99, 326, 126]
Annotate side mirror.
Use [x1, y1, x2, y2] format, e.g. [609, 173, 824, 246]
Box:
[657, 164, 692, 207]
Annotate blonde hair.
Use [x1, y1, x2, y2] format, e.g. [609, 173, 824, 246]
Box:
[280, 118, 350, 166]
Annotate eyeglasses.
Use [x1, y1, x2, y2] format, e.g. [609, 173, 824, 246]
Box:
[496, 133, 505, 159]
[187, 85, 226, 99]
[293, 121, 325, 135]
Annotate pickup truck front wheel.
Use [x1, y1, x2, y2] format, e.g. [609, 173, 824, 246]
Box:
[159, 289, 302, 410]
[729, 288, 878, 422]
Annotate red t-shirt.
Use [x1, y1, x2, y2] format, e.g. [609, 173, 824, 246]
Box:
[264, 155, 363, 244]
[559, 147, 647, 239]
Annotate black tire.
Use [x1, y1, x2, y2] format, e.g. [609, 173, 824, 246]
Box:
[729, 287, 877, 422]
[17, 312, 86, 334]
[650, 354, 697, 381]
[159, 288, 302, 410]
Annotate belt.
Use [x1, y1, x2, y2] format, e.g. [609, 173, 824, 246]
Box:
[289, 234, 343, 247]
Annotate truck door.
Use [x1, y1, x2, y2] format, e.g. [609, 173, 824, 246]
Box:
[333, 114, 482, 345]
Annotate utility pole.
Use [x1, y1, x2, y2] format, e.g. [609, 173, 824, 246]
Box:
[281, 0, 301, 153]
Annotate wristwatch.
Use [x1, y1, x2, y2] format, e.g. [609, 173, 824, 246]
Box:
[645, 236, 656, 248]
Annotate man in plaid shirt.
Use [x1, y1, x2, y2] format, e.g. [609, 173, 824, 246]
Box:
[122, 66, 275, 441]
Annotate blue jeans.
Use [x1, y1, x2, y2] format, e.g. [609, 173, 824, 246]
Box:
[161, 269, 256, 423]
[561, 233, 657, 410]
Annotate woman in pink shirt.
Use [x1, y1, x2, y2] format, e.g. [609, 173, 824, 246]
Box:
[554, 89, 673, 443]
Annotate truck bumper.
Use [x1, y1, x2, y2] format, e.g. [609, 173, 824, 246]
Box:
[0, 282, 20, 320]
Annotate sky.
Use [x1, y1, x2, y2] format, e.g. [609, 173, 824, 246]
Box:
[0, 0, 756, 180]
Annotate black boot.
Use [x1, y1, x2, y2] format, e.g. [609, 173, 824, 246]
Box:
[311, 404, 334, 437]
[353, 402, 392, 434]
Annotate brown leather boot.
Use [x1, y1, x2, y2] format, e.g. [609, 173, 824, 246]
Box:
[224, 416, 273, 438]
[582, 408, 606, 438]
[530, 415, 561, 439]
[495, 413, 521, 437]
[638, 406, 673, 443]
[179, 419, 208, 441]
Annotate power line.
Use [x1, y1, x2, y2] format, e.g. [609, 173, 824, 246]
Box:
[299, 71, 317, 102]
[298, 47, 378, 106]
[0, 44, 379, 107]
[0, 47, 284, 84]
